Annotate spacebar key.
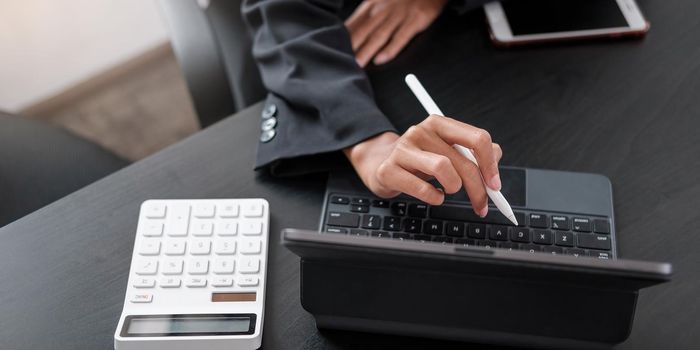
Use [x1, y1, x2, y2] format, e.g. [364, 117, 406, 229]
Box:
[327, 212, 360, 228]
[430, 205, 512, 225]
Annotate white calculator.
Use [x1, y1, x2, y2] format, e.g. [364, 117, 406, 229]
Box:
[114, 199, 269, 350]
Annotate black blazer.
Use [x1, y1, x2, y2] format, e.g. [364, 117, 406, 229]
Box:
[242, 0, 488, 175]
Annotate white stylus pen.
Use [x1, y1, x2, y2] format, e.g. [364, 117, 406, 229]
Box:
[404, 74, 518, 226]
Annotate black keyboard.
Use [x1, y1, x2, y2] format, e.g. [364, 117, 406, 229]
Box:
[322, 194, 615, 260]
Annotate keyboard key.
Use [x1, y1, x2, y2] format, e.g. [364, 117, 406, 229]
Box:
[361, 215, 382, 229]
[191, 220, 214, 236]
[414, 234, 432, 242]
[455, 238, 476, 247]
[383, 216, 402, 231]
[190, 240, 211, 255]
[215, 220, 237, 236]
[135, 260, 158, 275]
[403, 218, 422, 233]
[130, 293, 153, 303]
[188, 259, 209, 274]
[350, 205, 369, 213]
[572, 218, 592, 232]
[432, 236, 453, 244]
[565, 248, 586, 257]
[478, 240, 498, 249]
[468, 224, 486, 239]
[520, 244, 541, 253]
[430, 205, 517, 226]
[372, 199, 389, 208]
[326, 227, 347, 234]
[423, 220, 443, 235]
[393, 233, 411, 241]
[240, 221, 263, 236]
[532, 229, 553, 245]
[445, 222, 465, 237]
[239, 258, 260, 274]
[241, 202, 264, 218]
[577, 233, 612, 250]
[214, 240, 237, 255]
[349, 229, 369, 236]
[555, 231, 574, 247]
[371, 231, 392, 238]
[510, 228, 531, 243]
[141, 221, 164, 237]
[352, 197, 370, 205]
[213, 258, 235, 274]
[164, 240, 187, 255]
[529, 214, 548, 228]
[391, 202, 407, 216]
[543, 246, 564, 255]
[138, 239, 161, 256]
[489, 226, 509, 241]
[240, 240, 262, 254]
[144, 202, 167, 218]
[185, 277, 207, 288]
[160, 277, 181, 288]
[330, 196, 350, 205]
[408, 203, 428, 218]
[162, 259, 184, 275]
[593, 219, 611, 234]
[238, 276, 259, 287]
[514, 212, 526, 227]
[193, 203, 215, 218]
[133, 277, 155, 288]
[212, 277, 234, 287]
[499, 242, 518, 251]
[327, 212, 360, 228]
[218, 202, 239, 218]
[165, 203, 190, 237]
[589, 250, 612, 259]
[551, 216, 569, 230]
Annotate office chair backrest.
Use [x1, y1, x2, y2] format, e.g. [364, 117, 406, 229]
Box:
[158, 0, 266, 128]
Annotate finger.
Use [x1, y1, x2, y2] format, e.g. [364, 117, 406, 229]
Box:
[373, 20, 421, 65]
[492, 143, 502, 162]
[375, 162, 445, 205]
[355, 14, 404, 67]
[393, 144, 462, 195]
[422, 115, 501, 191]
[413, 131, 490, 216]
[345, 1, 371, 33]
[346, 3, 387, 52]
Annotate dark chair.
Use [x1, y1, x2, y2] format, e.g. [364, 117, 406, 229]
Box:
[0, 113, 128, 226]
[158, 0, 266, 128]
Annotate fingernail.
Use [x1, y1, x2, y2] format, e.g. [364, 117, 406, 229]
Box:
[374, 54, 388, 65]
[490, 174, 502, 191]
[478, 206, 488, 218]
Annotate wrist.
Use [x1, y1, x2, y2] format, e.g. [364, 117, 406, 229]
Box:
[343, 131, 399, 182]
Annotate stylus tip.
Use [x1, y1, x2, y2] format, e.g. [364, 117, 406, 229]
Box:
[507, 215, 518, 226]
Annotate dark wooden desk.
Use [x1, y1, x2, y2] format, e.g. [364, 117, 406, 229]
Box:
[1, 1, 699, 349]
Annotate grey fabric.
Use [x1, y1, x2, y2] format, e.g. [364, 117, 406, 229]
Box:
[0, 113, 128, 226]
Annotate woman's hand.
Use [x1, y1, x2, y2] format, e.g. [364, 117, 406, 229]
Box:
[344, 115, 502, 217]
[345, 0, 449, 67]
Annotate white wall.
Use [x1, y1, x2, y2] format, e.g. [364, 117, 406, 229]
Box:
[0, 0, 169, 112]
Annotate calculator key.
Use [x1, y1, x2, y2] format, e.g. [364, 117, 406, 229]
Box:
[529, 214, 548, 228]
[572, 218, 592, 232]
[191, 220, 214, 236]
[141, 221, 164, 237]
[218, 202, 239, 218]
[135, 260, 158, 275]
[239, 258, 260, 274]
[330, 196, 349, 204]
[510, 228, 531, 243]
[165, 204, 191, 236]
[593, 219, 611, 234]
[445, 222, 465, 237]
[133, 277, 156, 288]
[489, 226, 509, 241]
[327, 212, 360, 228]
[238, 276, 259, 287]
[130, 293, 153, 303]
[213, 259, 235, 274]
[215, 220, 238, 236]
[468, 224, 486, 239]
[555, 231, 574, 247]
[241, 202, 264, 218]
[551, 216, 569, 230]
[164, 240, 187, 256]
[162, 259, 184, 275]
[144, 202, 167, 218]
[193, 203, 216, 218]
[187, 259, 209, 274]
[214, 240, 237, 255]
[185, 277, 207, 288]
[361, 215, 382, 230]
[240, 221, 263, 236]
[190, 240, 211, 255]
[212, 277, 234, 287]
[532, 229, 553, 245]
[577, 233, 612, 251]
[160, 277, 181, 288]
[138, 239, 161, 256]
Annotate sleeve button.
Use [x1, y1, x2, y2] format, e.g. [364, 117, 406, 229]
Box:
[261, 117, 277, 131]
[261, 104, 277, 119]
[260, 129, 276, 143]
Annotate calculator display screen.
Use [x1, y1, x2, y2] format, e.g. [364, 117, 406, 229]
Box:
[122, 314, 256, 337]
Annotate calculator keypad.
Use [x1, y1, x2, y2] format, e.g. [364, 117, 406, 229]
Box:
[128, 199, 268, 304]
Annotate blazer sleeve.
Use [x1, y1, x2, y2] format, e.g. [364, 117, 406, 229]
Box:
[242, 0, 397, 176]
